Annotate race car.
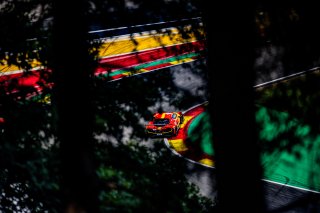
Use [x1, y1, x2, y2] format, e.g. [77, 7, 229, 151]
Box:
[145, 111, 184, 137]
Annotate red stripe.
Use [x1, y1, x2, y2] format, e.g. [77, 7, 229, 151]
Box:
[110, 74, 128, 80]
[184, 105, 206, 117]
[0, 72, 24, 82]
[0, 69, 52, 98]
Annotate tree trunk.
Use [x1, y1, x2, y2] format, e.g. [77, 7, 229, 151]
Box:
[51, 0, 99, 212]
[203, 2, 266, 212]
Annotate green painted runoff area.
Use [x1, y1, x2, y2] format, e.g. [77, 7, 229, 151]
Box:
[187, 70, 320, 192]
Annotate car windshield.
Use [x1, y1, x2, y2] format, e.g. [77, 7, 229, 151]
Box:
[153, 118, 170, 125]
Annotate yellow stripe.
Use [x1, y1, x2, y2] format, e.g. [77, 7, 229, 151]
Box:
[168, 139, 188, 152]
[129, 69, 149, 75]
[0, 59, 42, 73]
[161, 113, 166, 118]
[198, 158, 214, 167]
[170, 58, 195, 65]
[180, 116, 193, 128]
[96, 30, 202, 58]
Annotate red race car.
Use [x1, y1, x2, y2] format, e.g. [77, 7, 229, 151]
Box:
[145, 111, 184, 137]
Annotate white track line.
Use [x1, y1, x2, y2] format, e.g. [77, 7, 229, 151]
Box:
[88, 17, 202, 34]
[254, 67, 320, 88]
[262, 179, 320, 194]
[0, 66, 45, 76]
[91, 24, 203, 43]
